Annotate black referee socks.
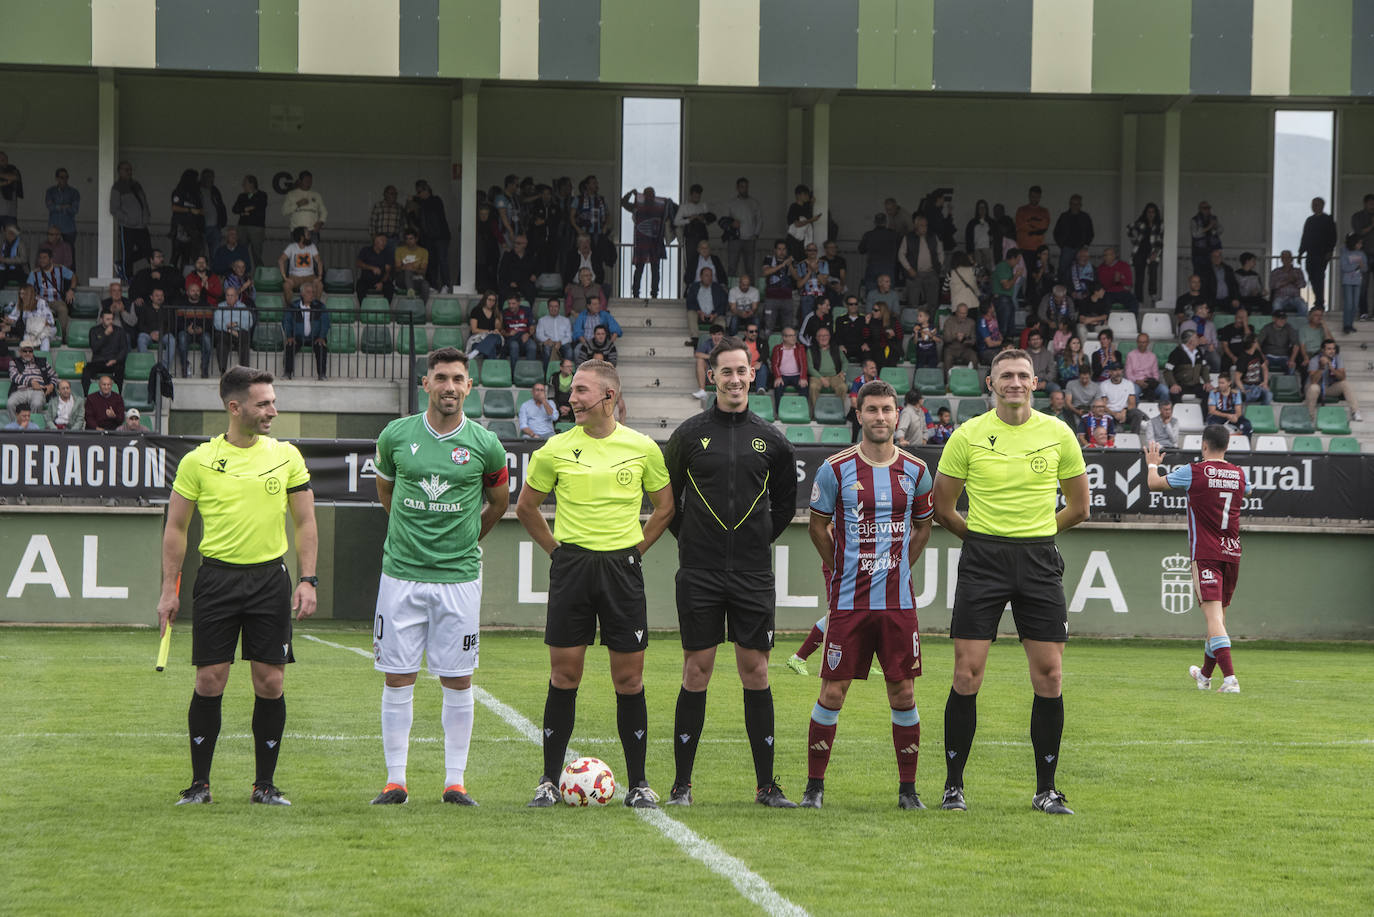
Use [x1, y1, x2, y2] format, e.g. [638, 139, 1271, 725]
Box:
[616, 689, 649, 788]
[943, 687, 977, 788]
[252, 694, 286, 786]
[541, 682, 578, 783]
[742, 687, 776, 789]
[1030, 693, 1064, 793]
[187, 691, 222, 784]
[673, 687, 707, 788]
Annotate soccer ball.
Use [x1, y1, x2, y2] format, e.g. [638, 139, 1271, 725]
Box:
[559, 756, 617, 806]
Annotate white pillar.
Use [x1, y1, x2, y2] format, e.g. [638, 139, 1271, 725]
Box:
[1161, 103, 1184, 304]
[95, 69, 118, 286]
[456, 80, 480, 295]
[785, 106, 803, 202]
[811, 100, 831, 240]
[1119, 112, 1137, 258]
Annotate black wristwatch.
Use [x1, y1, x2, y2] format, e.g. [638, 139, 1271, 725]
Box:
[298, 576, 319, 587]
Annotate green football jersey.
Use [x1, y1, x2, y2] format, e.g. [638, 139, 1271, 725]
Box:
[374, 413, 509, 583]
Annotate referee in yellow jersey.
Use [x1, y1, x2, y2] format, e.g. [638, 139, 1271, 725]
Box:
[933, 349, 1090, 815]
[516, 360, 675, 809]
[158, 367, 319, 807]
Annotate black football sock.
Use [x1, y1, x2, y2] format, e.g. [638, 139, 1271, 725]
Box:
[742, 687, 776, 789]
[672, 686, 707, 788]
[943, 687, 977, 789]
[187, 691, 222, 784]
[1030, 693, 1065, 793]
[617, 689, 649, 788]
[252, 694, 286, 786]
[541, 682, 578, 782]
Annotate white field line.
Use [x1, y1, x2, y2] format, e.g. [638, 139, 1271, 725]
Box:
[303, 633, 810, 917]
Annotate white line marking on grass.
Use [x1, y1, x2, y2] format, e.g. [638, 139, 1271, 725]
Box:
[304, 632, 810, 917]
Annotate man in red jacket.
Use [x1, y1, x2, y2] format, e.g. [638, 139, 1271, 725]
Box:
[769, 325, 809, 412]
[84, 373, 125, 430]
[1097, 246, 1138, 316]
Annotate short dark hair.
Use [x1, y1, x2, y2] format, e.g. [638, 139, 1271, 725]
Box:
[709, 324, 726, 335]
[428, 347, 469, 372]
[1201, 424, 1230, 453]
[220, 366, 274, 403]
[689, 183, 702, 194]
[856, 379, 898, 412]
[244, 174, 258, 190]
[904, 389, 923, 406]
[708, 335, 750, 368]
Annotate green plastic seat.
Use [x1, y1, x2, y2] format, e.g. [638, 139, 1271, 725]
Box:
[748, 393, 774, 422]
[72, 289, 102, 318]
[325, 293, 357, 321]
[948, 366, 982, 397]
[1273, 374, 1301, 403]
[66, 318, 95, 347]
[879, 366, 911, 396]
[777, 394, 811, 425]
[925, 396, 950, 417]
[124, 352, 157, 380]
[482, 389, 516, 419]
[327, 324, 357, 353]
[1279, 405, 1314, 434]
[122, 381, 154, 413]
[767, 332, 782, 352]
[784, 425, 816, 443]
[956, 398, 989, 424]
[25, 413, 47, 429]
[430, 296, 465, 326]
[1151, 341, 1174, 370]
[554, 421, 575, 433]
[913, 367, 945, 395]
[52, 349, 83, 379]
[1244, 404, 1277, 434]
[899, 307, 922, 333]
[820, 426, 852, 444]
[392, 295, 426, 322]
[251, 324, 285, 353]
[322, 268, 354, 294]
[255, 293, 285, 323]
[487, 419, 519, 439]
[813, 394, 847, 425]
[395, 325, 428, 355]
[845, 364, 864, 384]
[463, 388, 482, 418]
[480, 360, 512, 388]
[253, 267, 283, 292]
[1290, 435, 1322, 452]
[1316, 405, 1351, 435]
[1249, 315, 1273, 333]
[431, 327, 466, 351]
[513, 359, 544, 387]
[359, 296, 391, 324]
[359, 326, 392, 354]
[1328, 436, 1360, 453]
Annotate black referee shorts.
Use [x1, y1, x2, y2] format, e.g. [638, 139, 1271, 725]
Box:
[951, 534, 1068, 643]
[545, 543, 648, 653]
[676, 568, 776, 652]
[191, 556, 295, 666]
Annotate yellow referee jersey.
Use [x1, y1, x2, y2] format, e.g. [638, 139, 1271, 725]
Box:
[172, 435, 311, 564]
[525, 423, 670, 551]
[936, 410, 1084, 538]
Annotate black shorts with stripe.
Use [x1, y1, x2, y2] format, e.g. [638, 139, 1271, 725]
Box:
[951, 534, 1068, 643]
[191, 556, 295, 666]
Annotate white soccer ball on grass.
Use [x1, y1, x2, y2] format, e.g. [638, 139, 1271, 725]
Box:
[559, 756, 617, 806]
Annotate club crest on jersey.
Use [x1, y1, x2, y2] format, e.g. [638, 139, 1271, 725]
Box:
[826, 643, 842, 671]
[810, 481, 821, 503]
[897, 475, 914, 495]
[451, 447, 471, 465]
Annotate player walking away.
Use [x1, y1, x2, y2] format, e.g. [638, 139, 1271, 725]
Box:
[932, 350, 1090, 816]
[516, 361, 675, 809]
[1145, 426, 1252, 694]
[158, 367, 318, 806]
[662, 335, 798, 808]
[369, 348, 509, 806]
[785, 616, 827, 675]
[803, 379, 935, 810]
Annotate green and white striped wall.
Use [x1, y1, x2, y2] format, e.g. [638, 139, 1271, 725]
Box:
[4, 0, 1373, 96]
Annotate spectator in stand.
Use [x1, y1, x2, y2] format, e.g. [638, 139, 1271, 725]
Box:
[501, 294, 536, 369]
[975, 302, 1004, 365]
[684, 266, 727, 332]
[282, 279, 330, 381]
[3, 405, 37, 431]
[1190, 201, 1223, 277]
[1340, 233, 1368, 334]
[1352, 193, 1374, 319]
[869, 302, 902, 367]
[898, 214, 943, 310]
[739, 322, 769, 392]
[535, 297, 572, 369]
[964, 199, 997, 277]
[45, 378, 84, 430]
[282, 170, 327, 236]
[1077, 281, 1110, 332]
[497, 233, 536, 306]
[1217, 307, 1253, 372]
[210, 226, 251, 276]
[1126, 333, 1170, 402]
[102, 280, 138, 335]
[1065, 366, 1099, 421]
[185, 256, 223, 305]
[551, 357, 575, 420]
[213, 284, 255, 373]
[467, 291, 504, 361]
[785, 184, 821, 261]
[1305, 338, 1362, 423]
[561, 233, 606, 291]
[845, 357, 880, 439]
[568, 174, 607, 252]
[807, 325, 847, 410]
[761, 239, 796, 333]
[691, 325, 727, 400]
[411, 179, 452, 292]
[1232, 251, 1267, 314]
[769, 325, 809, 412]
[1078, 397, 1116, 447]
[1051, 317, 1075, 355]
[1096, 247, 1137, 315]
[45, 165, 81, 252]
[945, 250, 976, 313]
[199, 169, 227, 258]
[168, 169, 205, 269]
[1053, 194, 1094, 283]
[895, 389, 929, 447]
[1014, 185, 1050, 255]
[84, 372, 123, 431]
[1127, 202, 1164, 304]
[991, 247, 1023, 337]
[727, 274, 760, 335]
[278, 226, 323, 304]
[574, 323, 618, 366]
[1066, 245, 1095, 303]
[941, 300, 977, 371]
[1164, 329, 1211, 399]
[518, 382, 558, 440]
[1205, 373, 1250, 435]
[832, 295, 872, 364]
[7, 339, 55, 416]
[82, 309, 129, 393]
[1297, 305, 1330, 368]
[909, 308, 939, 369]
[799, 295, 832, 348]
[1100, 362, 1147, 434]
[137, 288, 173, 369]
[393, 228, 431, 302]
[1024, 245, 1057, 310]
[1268, 250, 1306, 315]
[1148, 399, 1181, 449]
[1299, 197, 1337, 308]
[355, 233, 394, 302]
[992, 203, 1017, 258]
[27, 247, 75, 337]
[882, 198, 910, 236]
[823, 239, 847, 292]
[1090, 425, 1113, 448]
[673, 183, 712, 250]
[1199, 249, 1241, 314]
[175, 283, 215, 378]
[1056, 335, 1088, 392]
[41, 225, 74, 271]
[222, 258, 255, 308]
[1178, 302, 1221, 373]
[119, 407, 150, 434]
[110, 160, 152, 281]
[369, 185, 404, 251]
[1175, 273, 1208, 326]
[1258, 309, 1300, 376]
[565, 267, 606, 317]
[792, 241, 829, 321]
[231, 174, 268, 269]
[863, 272, 901, 316]
[130, 248, 180, 310]
[0, 223, 27, 288]
[4, 285, 57, 352]
[1232, 333, 1272, 406]
[928, 406, 955, 444]
[1024, 329, 1056, 394]
[571, 297, 621, 348]
[1043, 389, 1077, 431]
[0, 152, 22, 231]
[622, 187, 669, 299]
[725, 177, 761, 281]
[684, 238, 727, 289]
[859, 213, 900, 290]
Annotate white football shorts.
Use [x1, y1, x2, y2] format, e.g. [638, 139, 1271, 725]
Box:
[373, 573, 482, 677]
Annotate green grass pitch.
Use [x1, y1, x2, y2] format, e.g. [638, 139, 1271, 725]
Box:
[2, 625, 1370, 916]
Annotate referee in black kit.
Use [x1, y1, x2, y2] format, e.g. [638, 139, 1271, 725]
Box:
[662, 335, 798, 807]
[158, 367, 319, 806]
